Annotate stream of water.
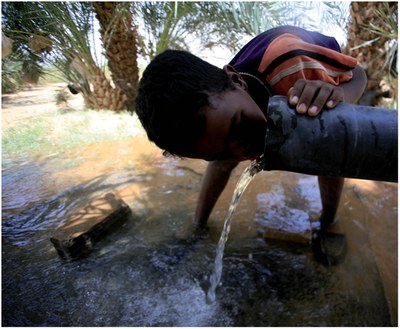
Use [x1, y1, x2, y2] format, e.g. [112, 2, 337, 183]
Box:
[207, 158, 263, 303]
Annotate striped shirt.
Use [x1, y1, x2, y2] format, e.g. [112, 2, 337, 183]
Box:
[229, 26, 358, 95]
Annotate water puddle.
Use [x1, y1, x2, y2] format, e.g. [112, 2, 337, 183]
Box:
[2, 138, 397, 326]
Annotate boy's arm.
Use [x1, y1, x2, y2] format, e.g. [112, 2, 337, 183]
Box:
[193, 160, 239, 228]
[288, 65, 367, 116]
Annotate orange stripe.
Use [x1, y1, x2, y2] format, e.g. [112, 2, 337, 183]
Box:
[267, 56, 353, 86]
[270, 66, 354, 95]
[258, 33, 357, 73]
[267, 55, 353, 81]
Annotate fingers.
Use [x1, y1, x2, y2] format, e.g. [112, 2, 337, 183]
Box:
[288, 80, 344, 116]
[325, 87, 344, 109]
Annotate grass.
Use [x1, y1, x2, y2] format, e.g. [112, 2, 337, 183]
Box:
[2, 109, 145, 157]
[3, 118, 49, 152]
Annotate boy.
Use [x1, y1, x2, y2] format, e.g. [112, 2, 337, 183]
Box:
[135, 25, 367, 232]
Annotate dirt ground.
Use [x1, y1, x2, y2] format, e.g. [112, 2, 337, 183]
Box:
[2, 83, 85, 130]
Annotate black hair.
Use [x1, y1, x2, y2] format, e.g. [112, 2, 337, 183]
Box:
[135, 49, 234, 156]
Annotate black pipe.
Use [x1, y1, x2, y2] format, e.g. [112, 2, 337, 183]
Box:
[263, 96, 398, 182]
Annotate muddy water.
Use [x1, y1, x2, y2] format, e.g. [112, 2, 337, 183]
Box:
[2, 134, 397, 326]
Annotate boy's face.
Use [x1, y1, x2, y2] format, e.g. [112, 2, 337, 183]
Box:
[185, 85, 267, 162]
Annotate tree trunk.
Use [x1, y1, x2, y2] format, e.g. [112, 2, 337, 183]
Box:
[83, 67, 127, 112]
[344, 2, 397, 106]
[93, 2, 139, 113]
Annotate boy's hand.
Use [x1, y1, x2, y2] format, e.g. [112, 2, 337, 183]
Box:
[288, 79, 344, 116]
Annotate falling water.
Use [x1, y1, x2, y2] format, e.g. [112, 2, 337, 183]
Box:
[206, 157, 263, 303]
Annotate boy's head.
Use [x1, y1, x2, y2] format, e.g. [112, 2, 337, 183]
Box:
[135, 50, 235, 157]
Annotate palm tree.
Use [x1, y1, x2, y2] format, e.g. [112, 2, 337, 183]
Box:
[134, 2, 218, 60]
[134, 1, 298, 62]
[93, 2, 139, 113]
[2, 2, 129, 112]
[344, 2, 398, 106]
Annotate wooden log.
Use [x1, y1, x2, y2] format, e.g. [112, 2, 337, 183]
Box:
[50, 193, 131, 259]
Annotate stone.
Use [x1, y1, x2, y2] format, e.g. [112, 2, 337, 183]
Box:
[50, 193, 131, 258]
[259, 208, 312, 245]
[263, 226, 311, 245]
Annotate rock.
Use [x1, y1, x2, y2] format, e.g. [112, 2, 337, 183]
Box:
[264, 227, 311, 245]
[50, 193, 131, 258]
[259, 208, 312, 245]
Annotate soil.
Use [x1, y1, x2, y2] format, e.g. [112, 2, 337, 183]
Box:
[2, 83, 79, 130]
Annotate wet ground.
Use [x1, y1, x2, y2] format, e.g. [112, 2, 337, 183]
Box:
[2, 85, 398, 326]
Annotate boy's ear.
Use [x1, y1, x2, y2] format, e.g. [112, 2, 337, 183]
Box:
[223, 65, 248, 90]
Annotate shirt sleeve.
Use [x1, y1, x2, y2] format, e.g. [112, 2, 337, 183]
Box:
[258, 33, 358, 95]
